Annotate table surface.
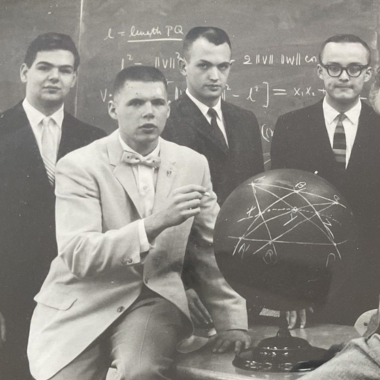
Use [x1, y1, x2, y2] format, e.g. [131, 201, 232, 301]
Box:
[173, 324, 359, 380]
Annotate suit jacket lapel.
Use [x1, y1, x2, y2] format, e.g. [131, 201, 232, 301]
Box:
[347, 103, 371, 172]
[312, 101, 337, 166]
[179, 93, 229, 155]
[107, 131, 144, 218]
[10, 105, 53, 192]
[152, 139, 177, 214]
[58, 112, 75, 160]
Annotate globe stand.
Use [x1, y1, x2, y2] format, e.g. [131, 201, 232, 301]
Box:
[233, 313, 331, 372]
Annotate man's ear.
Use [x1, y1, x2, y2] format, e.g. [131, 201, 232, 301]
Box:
[179, 58, 187, 77]
[70, 71, 78, 88]
[364, 66, 372, 83]
[317, 64, 324, 80]
[108, 99, 118, 120]
[20, 63, 29, 83]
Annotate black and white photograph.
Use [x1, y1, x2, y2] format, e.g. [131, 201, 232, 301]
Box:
[1, 1, 380, 379]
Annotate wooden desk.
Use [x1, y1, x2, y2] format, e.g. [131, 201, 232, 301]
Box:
[173, 324, 359, 380]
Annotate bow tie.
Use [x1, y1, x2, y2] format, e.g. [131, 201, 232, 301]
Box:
[122, 152, 161, 168]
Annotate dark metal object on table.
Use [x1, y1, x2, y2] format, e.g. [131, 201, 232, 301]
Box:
[234, 314, 332, 372]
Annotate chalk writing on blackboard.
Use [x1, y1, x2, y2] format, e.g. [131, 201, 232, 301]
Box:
[104, 25, 184, 42]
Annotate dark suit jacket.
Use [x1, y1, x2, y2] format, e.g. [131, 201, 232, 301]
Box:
[0, 102, 106, 320]
[162, 93, 264, 205]
[271, 100, 380, 323]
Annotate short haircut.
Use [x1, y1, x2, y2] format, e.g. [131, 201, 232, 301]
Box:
[183, 27, 231, 60]
[24, 32, 80, 70]
[319, 34, 371, 65]
[113, 65, 168, 97]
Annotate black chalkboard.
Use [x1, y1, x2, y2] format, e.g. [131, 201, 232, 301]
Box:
[1, 0, 379, 167]
[0, 0, 81, 114]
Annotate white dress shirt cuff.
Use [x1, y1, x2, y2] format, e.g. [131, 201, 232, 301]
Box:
[139, 219, 156, 253]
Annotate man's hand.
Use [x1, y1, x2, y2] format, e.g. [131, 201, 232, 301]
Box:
[0, 312, 6, 348]
[286, 308, 313, 329]
[145, 185, 208, 241]
[210, 330, 251, 354]
[186, 288, 213, 326]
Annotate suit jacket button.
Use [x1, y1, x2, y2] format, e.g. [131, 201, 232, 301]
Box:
[117, 306, 124, 313]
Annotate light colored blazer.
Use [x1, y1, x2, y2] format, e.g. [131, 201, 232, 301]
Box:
[28, 131, 247, 380]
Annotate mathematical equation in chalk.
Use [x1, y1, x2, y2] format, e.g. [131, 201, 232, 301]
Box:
[99, 81, 326, 107]
[229, 82, 325, 108]
[242, 52, 318, 66]
[104, 25, 184, 43]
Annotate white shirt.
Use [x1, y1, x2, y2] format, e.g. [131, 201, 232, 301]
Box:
[323, 98, 361, 167]
[119, 133, 160, 252]
[186, 89, 229, 145]
[22, 98, 63, 155]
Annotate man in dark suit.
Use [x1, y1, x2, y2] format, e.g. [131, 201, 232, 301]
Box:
[162, 27, 264, 206]
[271, 34, 380, 325]
[162, 27, 264, 326]
[0, 32, 106, 380]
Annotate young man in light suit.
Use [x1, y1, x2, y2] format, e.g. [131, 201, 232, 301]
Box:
[0, 32, 105, 380]
[28, 66, 250, 380]
[271, 34, 380, 326]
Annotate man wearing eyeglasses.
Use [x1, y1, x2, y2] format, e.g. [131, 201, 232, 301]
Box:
[271, 34, 380, 326]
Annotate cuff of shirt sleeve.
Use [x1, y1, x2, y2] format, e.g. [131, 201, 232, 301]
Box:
[139, 219, 156, 252]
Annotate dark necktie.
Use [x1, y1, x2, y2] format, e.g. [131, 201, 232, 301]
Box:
[207, 108, 228, 151]
[332, 113, 346, 170]
[122, 152, 161, 168]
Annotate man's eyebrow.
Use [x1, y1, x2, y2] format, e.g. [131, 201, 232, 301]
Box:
[197, 59, 211, 64]
[324, 61, 367, 65]
[35, 61, 74, 69]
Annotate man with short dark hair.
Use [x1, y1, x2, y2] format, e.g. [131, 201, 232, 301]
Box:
[162, 26, 264, 206]
[271, 34, 380, 325]
[0, 32, 105, 379]
[27, 65, 250, 380]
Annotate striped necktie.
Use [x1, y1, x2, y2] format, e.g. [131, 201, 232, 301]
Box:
[40, 117, 58, 186]
[333, 113, 346, 170]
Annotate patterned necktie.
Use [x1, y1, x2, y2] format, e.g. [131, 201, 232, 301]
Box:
[122, 152, 161, 168]
[207, 108, 228, 151]
[40, 117, 58, 186]
[333, 113, 347, 170]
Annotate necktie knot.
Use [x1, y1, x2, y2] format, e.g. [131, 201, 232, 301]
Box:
[207, 108, 218, 119]
[42, 116, 51, 127]
[338, 113, 346, 122]
[122, 152, 161, 168]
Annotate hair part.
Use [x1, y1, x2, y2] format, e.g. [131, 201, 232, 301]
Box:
[113, 65, 168, 97]
[183, 27, 231, 60]
[319, 34, 371, 65]
[24, 32, 80, 70]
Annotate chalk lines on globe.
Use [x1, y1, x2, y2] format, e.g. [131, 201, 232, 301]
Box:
[229, 179, 349, 268]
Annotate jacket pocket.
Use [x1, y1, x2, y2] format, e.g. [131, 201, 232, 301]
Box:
[34, 288, 77, 310]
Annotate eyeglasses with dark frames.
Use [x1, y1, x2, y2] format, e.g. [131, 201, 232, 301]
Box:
[320, 63, 370, 78]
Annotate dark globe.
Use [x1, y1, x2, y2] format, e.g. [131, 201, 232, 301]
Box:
[214, 169, 357, 311]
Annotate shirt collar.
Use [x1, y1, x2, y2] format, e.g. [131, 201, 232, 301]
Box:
[322, 97, 362, 125]
[118, 132, 161, 157]
[186, 88, 223, 121]
[22, 98, 64, 129]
